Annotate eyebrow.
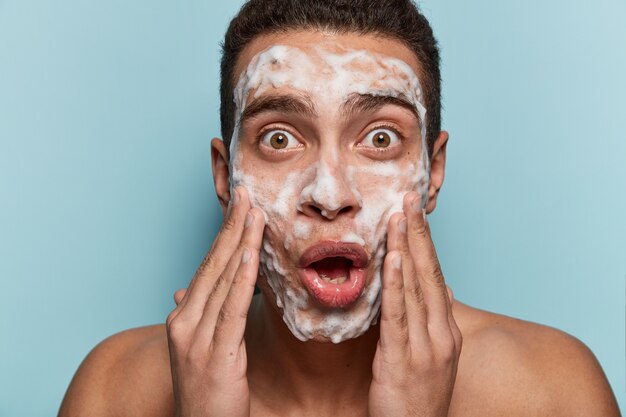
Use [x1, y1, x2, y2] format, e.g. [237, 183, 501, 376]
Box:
[239, 92, 422, 127]
[340, 93, 422, 125]
[240, 94, 318, 125]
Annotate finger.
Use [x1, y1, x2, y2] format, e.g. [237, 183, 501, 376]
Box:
[212, 247, 260, 356]
[199, 209, 258, 315]
[173, 288, 187, 306]
[388, 206, 428, 345]
[174, 186, 252, 321]
[403, 191, 450, 331]
[202, 207, 265, 316]
[193, 207, 265, 348]
[445, 285, 463, 352]
[379, 250, 409, 355]
[386, 212, 406, 253]
[423, 213, 461, 351]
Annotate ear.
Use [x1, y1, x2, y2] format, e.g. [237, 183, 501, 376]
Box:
[211, 137, 231, 216]
[425, 130, 449, 214]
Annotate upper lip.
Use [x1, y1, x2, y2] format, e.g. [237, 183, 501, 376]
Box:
[299, 241, 369, 268]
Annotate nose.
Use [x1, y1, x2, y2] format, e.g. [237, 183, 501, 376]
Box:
[297, 161, 362, 220]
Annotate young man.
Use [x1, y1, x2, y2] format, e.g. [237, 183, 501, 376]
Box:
[59, 1, 620, 416]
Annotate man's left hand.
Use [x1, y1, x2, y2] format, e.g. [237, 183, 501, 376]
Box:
[369, 191, 462, 417]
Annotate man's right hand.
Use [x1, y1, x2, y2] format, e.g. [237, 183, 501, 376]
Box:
[165, 186, 265, 417]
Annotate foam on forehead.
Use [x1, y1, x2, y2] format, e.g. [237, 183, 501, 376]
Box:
[230, 44, 428, 157]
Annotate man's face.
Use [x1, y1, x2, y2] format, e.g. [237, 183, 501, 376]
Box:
[226, 31, 430, 343]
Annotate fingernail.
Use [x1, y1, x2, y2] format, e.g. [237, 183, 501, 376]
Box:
[422, 209, 427, 223]
[241, 248, 251, 264]
[411, 195, 421, 212]
[245, 212, 253, 228]
[392, 253, 402, 270]
[398, 217, 407, 234]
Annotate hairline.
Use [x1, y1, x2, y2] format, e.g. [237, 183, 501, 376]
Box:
[226, 28, 432, 130]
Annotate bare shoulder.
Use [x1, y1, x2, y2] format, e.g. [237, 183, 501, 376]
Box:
[59, 324, 174, 417]
[451, 301, 621, 417]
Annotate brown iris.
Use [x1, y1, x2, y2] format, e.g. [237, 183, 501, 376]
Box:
[270, 132, 288, 149]
[373, 131, 391, 148]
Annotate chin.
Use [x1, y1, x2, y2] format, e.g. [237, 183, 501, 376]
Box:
[258, 260, 383, 344]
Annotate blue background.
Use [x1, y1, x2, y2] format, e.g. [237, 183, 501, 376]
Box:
[1, 0, 624, 414]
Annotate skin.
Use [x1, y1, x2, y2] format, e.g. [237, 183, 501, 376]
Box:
[228, 38, 432, 344]
[58, 31, 621, 417]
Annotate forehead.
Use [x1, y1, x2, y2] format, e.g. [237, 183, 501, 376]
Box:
[232, 30, 425, 97]
[232, 31, 427, 135]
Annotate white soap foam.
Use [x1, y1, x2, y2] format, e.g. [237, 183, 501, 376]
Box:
[293, 219, 311, 239]
[341, 231, 366, 246]
[298, 162, 342, 215]
[229, 43, 431, 343]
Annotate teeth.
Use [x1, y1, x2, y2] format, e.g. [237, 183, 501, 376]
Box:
[320, 274, 348, 284]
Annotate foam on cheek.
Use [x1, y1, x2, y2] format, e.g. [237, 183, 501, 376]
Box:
[347, 158, 430, 335]
[230, 162, 316, 332]
[271, 172, 300, 218]
[229, 43, 431, 344]
[286, 217, 311, 250]
[293, 219, 311, 239]
[232, 170, 303, 312]
[345, 163, 399, 249]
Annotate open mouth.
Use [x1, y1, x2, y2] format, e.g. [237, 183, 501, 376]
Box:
[310, 257, 352, 285]
[298, 241, 369, 309]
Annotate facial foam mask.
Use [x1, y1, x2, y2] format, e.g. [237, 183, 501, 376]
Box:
[228, 43, 430, 343]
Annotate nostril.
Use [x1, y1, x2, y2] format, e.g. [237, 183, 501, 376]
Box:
[309, 205, 323, 216]
[301, 200, 358, 220]
[337, 206, 353, 216]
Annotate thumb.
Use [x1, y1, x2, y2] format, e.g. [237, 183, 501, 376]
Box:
[446, 285, 454, 304]
[173, 288, 188, 306]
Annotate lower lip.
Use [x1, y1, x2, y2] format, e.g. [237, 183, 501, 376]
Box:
[298, 266, 366, 309]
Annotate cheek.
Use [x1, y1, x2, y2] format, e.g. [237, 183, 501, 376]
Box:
[350, 163, 421, 244]
[232, 165, 305, 251]
[233, 163, 297, 216]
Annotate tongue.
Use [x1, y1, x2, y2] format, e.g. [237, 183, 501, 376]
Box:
[311, 257, 351, 283]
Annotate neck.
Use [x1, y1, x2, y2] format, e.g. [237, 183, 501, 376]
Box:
[246, 294, 379, 411]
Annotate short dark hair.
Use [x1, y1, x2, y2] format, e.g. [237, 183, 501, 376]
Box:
[220, 0, 441, 158]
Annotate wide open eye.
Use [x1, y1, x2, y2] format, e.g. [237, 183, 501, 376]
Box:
[260, 130, 301, 150]
[361, 128, 400, 149]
